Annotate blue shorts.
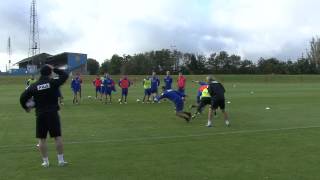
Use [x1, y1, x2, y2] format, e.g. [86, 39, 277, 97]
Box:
[100, 86, 106, 94]
[95, 86, 101, 93]
[72, 88, 80, 94]
[175, 100, 184, 112]
[165, 85, 172, 90]
[151, 88, 158, 94]
[196, 91, 202, 103]
[105, 89, 112, 95]
[122, 88, 128, 96]
[178, 88, 185, 95]
[144, 89, 151, 95]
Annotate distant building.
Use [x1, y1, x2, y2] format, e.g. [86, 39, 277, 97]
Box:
[13, 52, 87, 75]
[17, 53, 52, 74]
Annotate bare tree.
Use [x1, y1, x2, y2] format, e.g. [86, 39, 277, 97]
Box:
[308, 37, 320, 68]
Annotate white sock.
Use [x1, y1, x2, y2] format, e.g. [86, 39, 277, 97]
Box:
[42, 157, 49, 164]
[207, 120, 212, 125]
[57, 154, 64, 163]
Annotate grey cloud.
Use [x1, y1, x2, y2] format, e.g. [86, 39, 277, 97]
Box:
[0, 0, 79, 56]
[0, 0, 317, 65]
[126, 20, 248, 56]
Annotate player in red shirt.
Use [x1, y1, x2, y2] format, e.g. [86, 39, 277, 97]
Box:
[118, 75, 131, 104]
[177, 72, 186, 95]
[92, 75, 102, 100]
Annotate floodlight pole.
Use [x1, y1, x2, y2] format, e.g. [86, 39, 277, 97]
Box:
[28, 0, 40, 70]
[170, 45, 178, 72]
[7, 37, 12, 72]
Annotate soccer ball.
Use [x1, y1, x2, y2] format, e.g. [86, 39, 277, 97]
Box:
[136, 99, 140, 102]
[26, 98, 35, 108]
[118, 99, 121, 102]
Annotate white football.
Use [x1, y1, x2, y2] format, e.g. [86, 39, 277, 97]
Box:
[136, 99, 140, 102]
[118, 99, 121, 102]
[26, 98, 35, 108]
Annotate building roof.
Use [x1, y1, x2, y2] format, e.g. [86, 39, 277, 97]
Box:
[14, 53, 52, 65]
[16, 52, 87, 65]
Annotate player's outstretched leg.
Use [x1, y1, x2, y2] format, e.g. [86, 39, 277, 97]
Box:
[176, 112, 191, 122]
[184, 112, 192, 119]
[189, 104, 198, 110]
[191, 100, 206, 119]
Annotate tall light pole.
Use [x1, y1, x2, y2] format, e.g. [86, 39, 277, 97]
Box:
[28, 0, 40, 66]
[170, 45, 179, 72]
[7, 37, 12, 72]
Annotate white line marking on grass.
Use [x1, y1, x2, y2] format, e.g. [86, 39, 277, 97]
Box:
[1, 125, 320, 150]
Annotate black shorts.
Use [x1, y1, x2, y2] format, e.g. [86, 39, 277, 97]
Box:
[211, 97, 225, 110]
[197, 97, 212, 113]
[36, 111, 61, 139]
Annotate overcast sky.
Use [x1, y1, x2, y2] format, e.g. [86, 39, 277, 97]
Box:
[0, 0, 319, 71]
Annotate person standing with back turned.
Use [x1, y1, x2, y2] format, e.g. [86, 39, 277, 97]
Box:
[20, 64, 69, 168]
[207, 76, 230, 127]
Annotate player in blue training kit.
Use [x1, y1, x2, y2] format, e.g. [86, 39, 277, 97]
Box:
[150, 72, 160, 102]
[103, 74, 116, 104]
[71, 76, 81, 104]
[164, 71, 173, 90]
[155, 86, 191, 122]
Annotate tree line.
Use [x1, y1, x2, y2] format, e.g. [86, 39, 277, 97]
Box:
[87, 37, 320, 75]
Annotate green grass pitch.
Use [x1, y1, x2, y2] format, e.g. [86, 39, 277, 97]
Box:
[0, 75, 319, 180]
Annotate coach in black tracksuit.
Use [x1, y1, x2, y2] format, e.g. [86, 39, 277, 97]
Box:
[20, 64, 68, 167]
[206, 76, 230, 127]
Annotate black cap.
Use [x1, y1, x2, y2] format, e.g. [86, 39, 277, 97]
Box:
[40, 65, 52, 76]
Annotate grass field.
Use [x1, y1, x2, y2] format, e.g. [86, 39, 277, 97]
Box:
[0, 75, 320, 180]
